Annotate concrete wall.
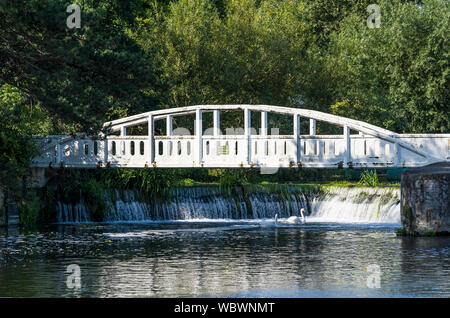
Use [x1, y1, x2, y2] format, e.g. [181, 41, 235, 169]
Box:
[401, 163, 450, 235]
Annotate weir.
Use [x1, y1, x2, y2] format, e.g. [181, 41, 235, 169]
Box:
[54, 185, 400, 224]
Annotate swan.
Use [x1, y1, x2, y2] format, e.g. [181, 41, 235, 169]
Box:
[287, 208, 307, 224]
[259, 214, 279, 227]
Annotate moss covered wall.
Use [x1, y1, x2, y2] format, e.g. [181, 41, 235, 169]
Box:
[401, 164, 450, 236]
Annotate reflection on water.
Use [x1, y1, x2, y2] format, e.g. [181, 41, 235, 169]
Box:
[0, 221, 449, 297]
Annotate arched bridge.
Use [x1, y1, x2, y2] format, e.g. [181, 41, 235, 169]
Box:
[31, 105, 450, 170]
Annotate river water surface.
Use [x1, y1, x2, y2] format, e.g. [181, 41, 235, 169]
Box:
[0, 220, 449, 297]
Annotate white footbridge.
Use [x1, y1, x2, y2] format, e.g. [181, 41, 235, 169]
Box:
[31, 105, 450, 169]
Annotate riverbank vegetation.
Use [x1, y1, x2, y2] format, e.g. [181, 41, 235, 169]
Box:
[0, 0, 448, 226]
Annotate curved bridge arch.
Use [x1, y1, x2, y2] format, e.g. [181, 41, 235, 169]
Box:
[32, 105, 449, 169]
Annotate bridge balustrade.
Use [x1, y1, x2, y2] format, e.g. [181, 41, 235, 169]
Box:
[31, 105, 449, 169]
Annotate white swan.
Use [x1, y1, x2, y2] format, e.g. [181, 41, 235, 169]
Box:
[259, 214, 279, 227]
[287, 208, 307, 224]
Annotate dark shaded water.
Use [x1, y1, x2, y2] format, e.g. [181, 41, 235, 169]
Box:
[0, 220, 449, 297]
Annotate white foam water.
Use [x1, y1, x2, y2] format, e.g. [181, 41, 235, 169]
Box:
[309, 187, 400, 224]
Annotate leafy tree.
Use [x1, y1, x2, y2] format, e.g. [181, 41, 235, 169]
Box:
[135, 0, 321, 131]
[0, 84, 53, 196]
[301, 0, 373, 49]
[327, 0, 449, 133]
[0, 0, 157, 133]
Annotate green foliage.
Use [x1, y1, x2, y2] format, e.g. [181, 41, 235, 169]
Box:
[395, 228, 407, 236]
[176, 178, 196, 186]
[218, 169, 248, 189]
[1, 0, 447, 137]
[402, 204, 413, 222]
[359, 170, 380, 187]
[136, 0, 316, 122]
[19, 190, 40, 228]
[59, 168, 177, 201]
[39, 186, 57, 223]
[0, 0, 156, 133]
[325, 180, 353, 188]
[81, 179, 106, 221]
[328, 0, 449, 133]
[0, 84, 53, 201]
[423, 230, 437, 237]
[58, 170, 83, 204]
[106, 169, 177, 198]
[245, 183, 319, 196]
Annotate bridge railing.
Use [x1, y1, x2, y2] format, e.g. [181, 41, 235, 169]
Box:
[31, 133, 446, 169]
[154, 136, 196, 167]
[31, 105, 449, 169]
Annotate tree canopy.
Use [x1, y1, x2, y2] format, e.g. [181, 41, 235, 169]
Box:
[0, 0, 156, 133]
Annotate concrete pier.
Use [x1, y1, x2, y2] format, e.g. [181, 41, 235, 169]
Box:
[401, 162, 450, 236]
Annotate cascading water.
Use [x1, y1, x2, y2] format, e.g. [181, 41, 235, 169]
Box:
[310, 187, 400, 223]
[55, 185, 400, 224]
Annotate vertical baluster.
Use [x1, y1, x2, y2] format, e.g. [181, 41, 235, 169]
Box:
[309, 119, 316, 135]
[213, 110, 220, 137]
[244, 108, 251, 164]
[343, 125, 351, 166]
[148, 114, 154, 164]
[294, 114, 300, 163]
[103, 137, 108, 166]
[120, 126, 127, 137]
[166, 115, 172, 136]
[195, 108, 202, 165]
[393, 141, 400, 167]
[261, 111, 268, 136]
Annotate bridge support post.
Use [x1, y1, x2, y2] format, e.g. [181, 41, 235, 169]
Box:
[213, 110, 220, 136]
[294, 114, 301, 163]
[343, 125, 351, 166]
[261, 112, 268, 136]
[309, 119, 316, 136]
[195, 109, 203, 165]
[244, 108, 251, 165]
[148, 114, 154, 164]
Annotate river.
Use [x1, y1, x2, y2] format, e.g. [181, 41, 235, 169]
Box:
[0, 186, 448, 297]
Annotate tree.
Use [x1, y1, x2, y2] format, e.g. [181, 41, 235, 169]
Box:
[0, 84, 52, 195]
[0, 0, 158, 133]
[327, 0, 449, 133]
[135, 0, 319, 131]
